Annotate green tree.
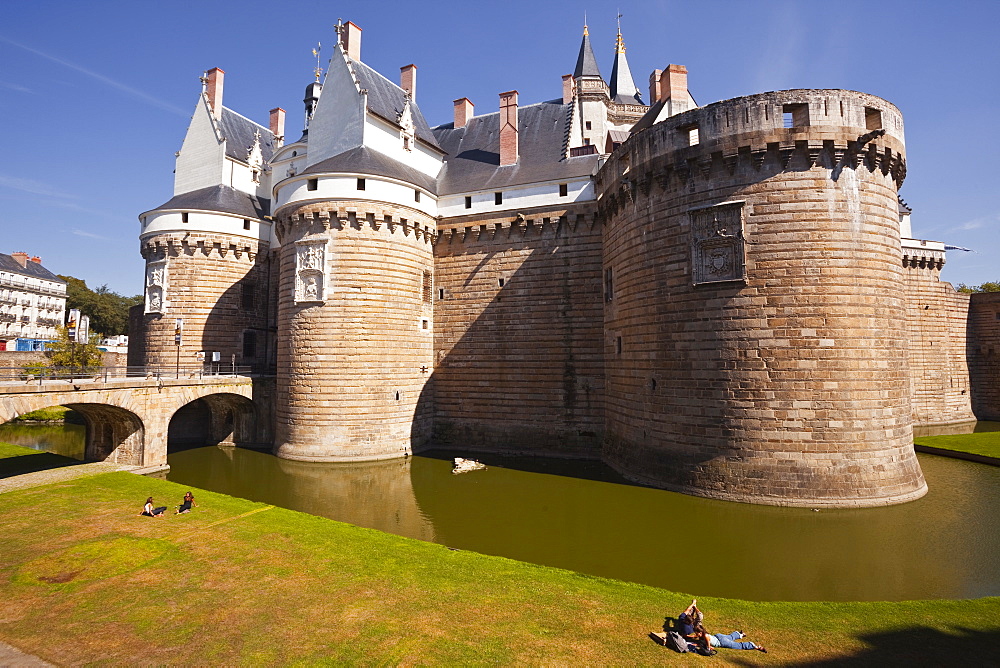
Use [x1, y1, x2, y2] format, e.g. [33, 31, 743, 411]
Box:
[43, 326, 104, 371]
[957, 282, 1000, 294]
[58, 275, 143, 336]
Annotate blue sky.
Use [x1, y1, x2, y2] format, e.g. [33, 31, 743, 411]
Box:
[1, 0, 997, 295]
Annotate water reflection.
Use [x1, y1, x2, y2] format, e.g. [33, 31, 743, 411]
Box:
[0, 423, 86, 460]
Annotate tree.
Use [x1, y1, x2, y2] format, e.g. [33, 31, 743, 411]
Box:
[43, 326, 104, 371]
[957, 282, 1000, 294]
[58, 275, 143, 337]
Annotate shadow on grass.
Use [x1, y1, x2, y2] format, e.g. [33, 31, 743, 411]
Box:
[735, 626, 1000, 667]
[0, 451, 82, 479]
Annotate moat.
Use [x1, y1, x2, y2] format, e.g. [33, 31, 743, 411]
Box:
[3, 421, 999, 602]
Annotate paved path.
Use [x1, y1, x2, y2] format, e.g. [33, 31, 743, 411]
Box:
[0, 462, 143, 494]
[0, 640, 53, 667]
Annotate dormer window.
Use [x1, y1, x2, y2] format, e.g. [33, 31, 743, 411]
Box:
[398, 98, 415, 152]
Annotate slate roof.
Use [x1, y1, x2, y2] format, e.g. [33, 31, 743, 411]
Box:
[220, 108, 275, 165]
[898, 196, 912, 215]
[351, 59, 443, 152]
[609, 46, 643, 105]
[573, 31, 603, 79]
[0, 253, 65, 283]
[151, 184, 270, 219]
[303, 146, 438, 194]
[630, 98, 667, 134]
[432, 100, 600, 196]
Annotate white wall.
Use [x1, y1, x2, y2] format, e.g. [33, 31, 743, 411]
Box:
[437, 178, 594, 218]
[174, 96, 225, 196]
[275, 173, 438, 218]
[363, 114, 443, 178]
[305, 51, 365, 168]
[140, 210, 272, 243]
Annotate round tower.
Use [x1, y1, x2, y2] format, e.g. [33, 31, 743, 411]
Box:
[136, 192, 272, 373]
[271, 165, 436, 461]
[597, 90, 924, 507]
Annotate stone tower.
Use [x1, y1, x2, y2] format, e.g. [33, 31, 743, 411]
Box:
[597, 90, 926, 507]
[136, 68, 276, 372]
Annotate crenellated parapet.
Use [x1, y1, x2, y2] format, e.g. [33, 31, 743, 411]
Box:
[274, 202, 437, 246]
[139, 232, 267, 263]
[435, 205, 601, 247]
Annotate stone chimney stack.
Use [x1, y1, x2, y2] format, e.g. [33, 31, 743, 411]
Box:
[661, 64, 688, 103]
[400, 64, 416, 99]
[342, 21, 362, 61]
[269, 107, 285, 142]
[562, 74, 575, 104]
[649, 69, 663, 102]
[453, 98, 474, 128]
[10, 252, 28, 268]
[499, 90, 518, 166]
[205, 67, 224, 120]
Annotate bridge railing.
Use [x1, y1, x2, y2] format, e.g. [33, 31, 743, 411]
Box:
[0, 365, 254, 385]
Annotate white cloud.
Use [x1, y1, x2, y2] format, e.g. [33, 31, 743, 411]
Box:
[0, 36, 187, 117]
[72, 229, 111, 241]
[945, 213, 999, 233]
[0, 174, 76, 199]
[0, 81, 32, 93]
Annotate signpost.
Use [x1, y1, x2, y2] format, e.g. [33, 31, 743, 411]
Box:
[174, 318, 183, 378]
[66, 309, 80, 376]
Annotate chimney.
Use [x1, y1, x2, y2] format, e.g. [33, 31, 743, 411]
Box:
[453, 98, 474, 128]
[499, 90, 518, 166]
[661, 64, 688, 103]
[649, 69, 663, 102]
[269, 107, 286, 141]
[342, 21, 362, 61]
[400, 64, 417, 99]
[562, 74, 575, 104]
[205, 67, 224, 120]
[10, 252, 28, 268]
[30, 256, 41, 264]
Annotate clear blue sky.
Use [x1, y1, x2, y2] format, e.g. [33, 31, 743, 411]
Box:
[1, 0, 996, 295]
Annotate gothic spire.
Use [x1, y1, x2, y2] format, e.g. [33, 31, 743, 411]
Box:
[608, 20, 643, 104]
[573, 23, 603, 80]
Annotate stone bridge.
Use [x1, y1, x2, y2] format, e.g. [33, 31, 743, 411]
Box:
[0, 375, 273, 468]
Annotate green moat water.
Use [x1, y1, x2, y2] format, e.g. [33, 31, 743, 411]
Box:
[4, 421, 1000, 602]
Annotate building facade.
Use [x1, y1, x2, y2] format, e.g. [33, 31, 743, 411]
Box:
[132, 21, 990, 507]
[0, 252, 67, 347]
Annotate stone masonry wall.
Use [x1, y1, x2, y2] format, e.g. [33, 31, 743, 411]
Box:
[432, 203, 605, 458]
[273, 201, 435, 461]
[597, 89, 925, 507]
[901, 253, 974, 426]
[968, 292, 1000, 420]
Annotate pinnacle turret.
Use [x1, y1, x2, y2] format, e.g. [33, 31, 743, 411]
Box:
[608, 27, 642, 104]
[573, 24, 603, 80]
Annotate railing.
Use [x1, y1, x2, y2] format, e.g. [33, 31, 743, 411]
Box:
[0, 365, 255, 385]
[0, 275, 66, 296]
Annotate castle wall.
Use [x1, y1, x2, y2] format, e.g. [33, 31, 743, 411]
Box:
[969, 292, 1000, 420]
[901, 248, 975, 426]
[137, 233, 271, 371]
[598, 90, 925, 507]
[272, 200, 435, 461]
[431, 204, 605, 457]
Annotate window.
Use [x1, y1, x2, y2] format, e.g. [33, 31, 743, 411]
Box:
[241, 281, 256, 310]
[498, 277, 505, 288]
[357, 178, 366, 190]
[242, 330, 257, 359]
[604, 267, 614, 302]
[307, 178, 318, 191]
[243, 219, 251, 230]
[687, 126, 699, 146]
[559, 183, 568, 197]
[495, 192, 503, 205]
[414, 190, 421, 202]
[583, 138, 591, 145]
[438, 288, 445, 300]
[422, 270, 432, 303]
[421, 318, 429, 330]
[465, 196, 472, 209]
[782, 103, 809, 127]
[181, 212, 189, 223]
[865, 107, 883, 131]
[585, 121, 592, 130]
[616, 336, 622, 355]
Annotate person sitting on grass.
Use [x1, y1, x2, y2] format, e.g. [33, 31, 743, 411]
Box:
[175, 491, 197, 514]
[694, 622, 767, 653]
[677, 598, 704, 639]
[140, 497, 167, 517]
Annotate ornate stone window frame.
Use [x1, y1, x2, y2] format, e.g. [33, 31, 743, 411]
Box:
[145, 259, 168, 314]
[294, 237, 328, 304]
[689, 200, 747, 286]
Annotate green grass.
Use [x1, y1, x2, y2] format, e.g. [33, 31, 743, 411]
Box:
[0, 442, 79, 477]
[0, 464, 997, 666]
[914, 430, 1000, 459]
[9, 406, 71, 422]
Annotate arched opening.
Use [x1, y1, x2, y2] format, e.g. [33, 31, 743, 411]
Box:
[63, 403, 145, 465]
[167, 393, 259, 453]
[0, 405, 87, 460]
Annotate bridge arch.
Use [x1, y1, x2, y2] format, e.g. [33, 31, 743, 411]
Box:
[168, 392, 261, 450]
[63, 403, 145, 464]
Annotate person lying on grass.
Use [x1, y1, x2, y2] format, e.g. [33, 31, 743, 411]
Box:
[175, 491, 197, 514]
[693, 622, 767, 653]
[140, 497, 167, 517]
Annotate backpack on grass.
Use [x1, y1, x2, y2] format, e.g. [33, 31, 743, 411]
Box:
[666, 631, 689, 653]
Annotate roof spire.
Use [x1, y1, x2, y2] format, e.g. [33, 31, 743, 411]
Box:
[573, 19, 602, 79]
[608, 14, 643, 105]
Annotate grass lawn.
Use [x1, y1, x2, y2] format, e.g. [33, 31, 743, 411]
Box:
[0, 441, 80, 478]
[0, 445, 998, 665]
[914, 429, 1000, 460]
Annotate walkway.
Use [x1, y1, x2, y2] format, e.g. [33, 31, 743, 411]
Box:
[0, 461, 162, 494]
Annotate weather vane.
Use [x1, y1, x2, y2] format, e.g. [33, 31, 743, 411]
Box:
[312, 42, 322, 81]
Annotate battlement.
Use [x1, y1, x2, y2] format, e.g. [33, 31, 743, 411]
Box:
[274, 202, 437, 246]
[435, 205, 600, 247]
[140, 232, 266, 262]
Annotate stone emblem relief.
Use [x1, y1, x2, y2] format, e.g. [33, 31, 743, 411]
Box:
[294, 240, 327, 304]
[145, 260, 167, 313]
[690, 202, 746, 285]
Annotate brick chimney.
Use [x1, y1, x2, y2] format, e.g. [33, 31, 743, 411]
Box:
[400, 64, 416, 99]
[661, 64, 688, 103]
[342, 21, 362, 61]
[454, 98, 474, 128]
[562, 74, 575, 104]
[10, 252, 28, 268]
[499, 90, 518, 166]
[649, 69, 663, 102]
[205, 67, 224, 120]
[269, 107, 285, 141]
[30, 256, 41, 264]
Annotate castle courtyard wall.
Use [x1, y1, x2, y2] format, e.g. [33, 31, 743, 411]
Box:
[969, 292, 1000, 420]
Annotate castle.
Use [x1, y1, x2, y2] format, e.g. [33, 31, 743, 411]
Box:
[130, 21, 999, 508]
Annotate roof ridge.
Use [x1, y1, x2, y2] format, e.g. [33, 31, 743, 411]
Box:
[221, 106, 274, 136]
[430, 99, 566, 129]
